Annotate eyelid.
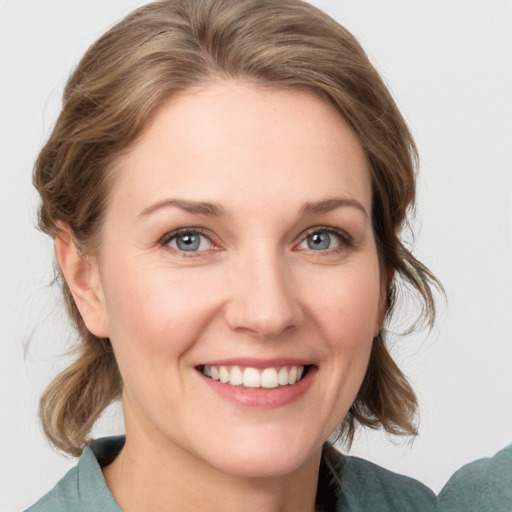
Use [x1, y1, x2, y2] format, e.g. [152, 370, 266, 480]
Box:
[295, 226, 353, 251]
[159, 227, 219, 253]
[158, 225, 353, 254]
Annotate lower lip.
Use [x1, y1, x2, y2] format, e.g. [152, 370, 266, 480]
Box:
[198, 366, 316, 408]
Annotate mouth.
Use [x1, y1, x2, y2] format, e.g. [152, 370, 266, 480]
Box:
[196, 364, 313, 389]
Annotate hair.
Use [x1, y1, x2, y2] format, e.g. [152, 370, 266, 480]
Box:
[35, 0, 441, 456]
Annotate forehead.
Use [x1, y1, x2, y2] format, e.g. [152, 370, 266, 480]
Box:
[108, 80, 371, 221]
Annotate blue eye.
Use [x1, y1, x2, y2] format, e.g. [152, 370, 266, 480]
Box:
[307, 232, 332, 250]
[165, 231, 212, 252]
[298, 229, 347, 251]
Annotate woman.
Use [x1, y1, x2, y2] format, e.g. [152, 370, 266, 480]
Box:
[27, 0, 440, 510]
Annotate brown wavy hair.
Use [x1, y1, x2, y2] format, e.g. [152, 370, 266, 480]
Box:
[34, 0, 441, 456]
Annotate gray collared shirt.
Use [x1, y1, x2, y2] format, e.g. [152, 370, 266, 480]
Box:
[438, 444, 512, 512]
[26, 436, 437, 511]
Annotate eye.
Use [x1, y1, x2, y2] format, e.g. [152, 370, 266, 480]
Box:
[163, 229, 213, 253]
[297, 228, 350, 252]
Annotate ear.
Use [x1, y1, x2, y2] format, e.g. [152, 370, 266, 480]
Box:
[54, 224, 109, 338]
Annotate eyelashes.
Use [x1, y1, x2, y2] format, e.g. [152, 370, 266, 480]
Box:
[298, 227, 353, 252]
[159, 225, 354, 258]
[159, 227, 217, 257]
[162, 228, 214, 253]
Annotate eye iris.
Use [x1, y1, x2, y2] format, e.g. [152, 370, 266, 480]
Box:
[176, 234, 200, 251]
[307, 232, 331, 250]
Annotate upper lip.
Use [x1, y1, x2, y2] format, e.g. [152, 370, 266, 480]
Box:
[196, 357, 314, 369]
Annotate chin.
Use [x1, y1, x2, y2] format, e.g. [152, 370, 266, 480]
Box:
[197, 429, 322, 479]
[211, 451, 312, 479]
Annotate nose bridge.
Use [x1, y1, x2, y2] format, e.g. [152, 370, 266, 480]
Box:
[225, 240, 301, 338]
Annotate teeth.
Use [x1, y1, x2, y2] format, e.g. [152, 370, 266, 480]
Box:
[230, 366, 243, 386]
[210, 366, 220, 381]
[202, 365, 306, 388]
[261, 368, 279, 388]
[278, 367, 289, 386]
[243, 367, 261, 388]
[219, 366, 229, 383]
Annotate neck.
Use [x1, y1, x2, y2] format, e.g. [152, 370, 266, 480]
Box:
[103, 428, 322, 512]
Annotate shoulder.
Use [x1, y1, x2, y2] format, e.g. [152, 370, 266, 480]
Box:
[24, 465, 80, 512]
[24, 436, 124, 512]
[438, 444, 512, 512]
[332, 452, 436, 512]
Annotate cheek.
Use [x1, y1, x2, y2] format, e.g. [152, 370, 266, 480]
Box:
[100, 260, 222, 360]
[297, 261, 382, 435]
[307, 263, 383, 345]
[99, 263, 227, 419]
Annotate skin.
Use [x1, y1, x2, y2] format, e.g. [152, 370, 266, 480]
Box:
[56, 80, 386, 512]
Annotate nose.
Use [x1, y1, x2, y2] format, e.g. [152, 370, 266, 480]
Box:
[224, 249, 303, 339]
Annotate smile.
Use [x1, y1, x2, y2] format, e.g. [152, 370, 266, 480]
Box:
[200, 365, 309, 388]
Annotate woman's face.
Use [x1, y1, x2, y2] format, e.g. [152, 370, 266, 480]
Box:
[88, 81, 385, 477]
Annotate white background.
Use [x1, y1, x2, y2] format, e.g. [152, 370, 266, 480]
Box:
[1, 1, 511, 510]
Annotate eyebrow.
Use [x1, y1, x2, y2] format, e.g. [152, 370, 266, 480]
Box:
[139, 196, 368, 219]
[139, 199, 227, 218]
[299, 197, 368, 218]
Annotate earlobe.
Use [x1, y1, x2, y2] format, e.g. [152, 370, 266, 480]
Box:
[54, 225, 109, 338]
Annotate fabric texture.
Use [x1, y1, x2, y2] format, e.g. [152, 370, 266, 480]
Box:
[437, 444, 512, 512]
[26, 436, 436, 512]
[25, 437, 124, 512]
